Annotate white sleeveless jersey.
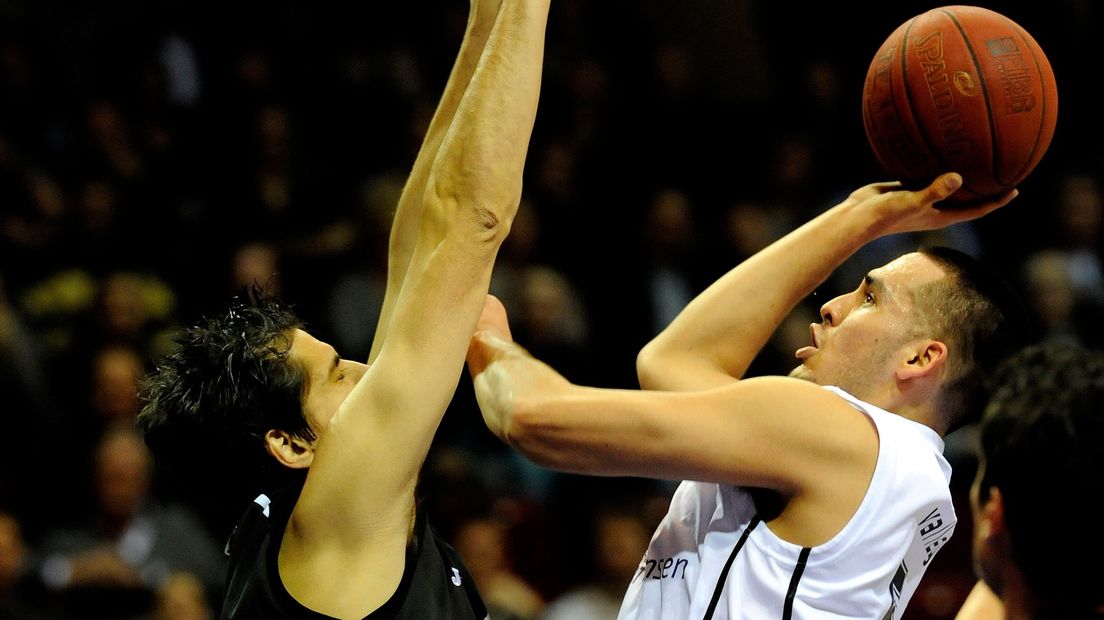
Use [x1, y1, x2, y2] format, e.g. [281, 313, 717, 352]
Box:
[618, 386, 956, 620]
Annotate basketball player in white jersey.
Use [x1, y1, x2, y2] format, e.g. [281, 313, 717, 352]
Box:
[467, 173, 1025, 619]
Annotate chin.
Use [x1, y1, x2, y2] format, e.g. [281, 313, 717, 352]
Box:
[789, 365, 814, 382]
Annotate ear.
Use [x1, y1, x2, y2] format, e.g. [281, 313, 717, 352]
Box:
[264, 429, 315, 469]
[896, 340, 949, 382]
[975, 486, 1007, 545]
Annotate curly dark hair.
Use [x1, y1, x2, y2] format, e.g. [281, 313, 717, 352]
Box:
[979, 341, 1104, 614]
[137, 288, 314, 484]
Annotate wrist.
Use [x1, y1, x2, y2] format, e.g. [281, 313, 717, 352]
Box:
[820, 197, 887, 253]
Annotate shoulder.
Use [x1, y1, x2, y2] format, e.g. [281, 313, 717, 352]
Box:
[226, 480, 301, 560]
[712, 377, 878, 446]
[225, 494, 276, 562]
[721, 376, 868, 413]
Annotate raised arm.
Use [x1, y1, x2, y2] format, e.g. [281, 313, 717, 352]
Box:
[296, 0, 551, 532]
[636, 175, 1017, 392]
[368, 0, 503, 364]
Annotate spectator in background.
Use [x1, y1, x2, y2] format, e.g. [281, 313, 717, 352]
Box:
[152, 572, 213, 620]
[33, 427, 223, 619]
[1021, 250, 1079, 344]
[322, 172, 404, 361]
[720, 201, 783, 265]
[0, 511, 53, 620]
[1021, 250, 1104, 348]
[455, 515, 544, 620]
[1055, 173, 1104, 301]
[89, 344, 146, 428]
[515, 266, 590, 376]
[957, 342, 1104, 620]
[31, 270, 177, 385]
[95, 272, 170, 348]
[0, 275, 69, 540]
[69, 178, 126, 271]
[642, 187, 699, 336]
[230, 242, 281, 297]
[542, 510, 651, 620]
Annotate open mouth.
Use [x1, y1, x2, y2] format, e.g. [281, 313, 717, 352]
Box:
[795, 323, 821, 360]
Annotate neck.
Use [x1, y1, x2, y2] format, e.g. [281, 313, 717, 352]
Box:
[884, 378, 948, 435]
[898, 405, 945, 435]
[867, 391, 945, 435]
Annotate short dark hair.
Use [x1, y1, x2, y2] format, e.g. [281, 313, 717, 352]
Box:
[914, 246, 1029, 431]
[978, 341, 1104, 613]
[137, 288, 314, 481]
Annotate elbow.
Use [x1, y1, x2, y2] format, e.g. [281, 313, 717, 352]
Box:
[424, 175, 518, 246]
[636, 339, 668, 390]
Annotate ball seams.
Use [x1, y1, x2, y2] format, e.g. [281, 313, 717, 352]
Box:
[941, 9, 1000, 191]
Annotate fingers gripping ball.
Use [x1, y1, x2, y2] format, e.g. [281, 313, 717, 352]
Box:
[862, 6, 1057, 202]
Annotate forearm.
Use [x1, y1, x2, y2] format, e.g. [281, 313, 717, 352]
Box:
[477, 367, 653, 478]
[331, 0, 550, 505]
[639, 175, 991, 390]
[371, 1, 501, 362]
[424, 0, 550, 231]
[639, 198, 882, 389]
[476, 341, 734, 481]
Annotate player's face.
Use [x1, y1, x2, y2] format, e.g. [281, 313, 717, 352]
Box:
[789, 253, 946, 399]
[289, 329, 369, 436]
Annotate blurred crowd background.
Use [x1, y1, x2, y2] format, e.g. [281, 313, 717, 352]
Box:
[1, 1, 1101, 618]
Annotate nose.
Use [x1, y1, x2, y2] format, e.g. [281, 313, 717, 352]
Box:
[820, 292, 852, 327]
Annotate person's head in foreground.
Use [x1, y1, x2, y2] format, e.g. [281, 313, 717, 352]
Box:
[972, 341, 1104, 618]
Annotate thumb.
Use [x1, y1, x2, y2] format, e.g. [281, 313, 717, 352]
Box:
[475, 294, 513, 341]
[923, 172, 963, 204]
[467, 330, 518, 378]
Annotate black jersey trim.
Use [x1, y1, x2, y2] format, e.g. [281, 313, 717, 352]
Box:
[702, 515, 761, 620]
[782, 546, 812, 620]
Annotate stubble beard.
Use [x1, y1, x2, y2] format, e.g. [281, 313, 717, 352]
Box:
[789, 364, 815, 383]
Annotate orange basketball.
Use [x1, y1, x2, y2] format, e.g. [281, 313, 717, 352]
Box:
[862, 6, 1058, 202]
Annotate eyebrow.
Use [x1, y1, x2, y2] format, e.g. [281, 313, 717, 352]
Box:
[864, 273, 885, 295]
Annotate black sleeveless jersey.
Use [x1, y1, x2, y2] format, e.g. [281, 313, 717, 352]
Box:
[220, 480, 487, 619]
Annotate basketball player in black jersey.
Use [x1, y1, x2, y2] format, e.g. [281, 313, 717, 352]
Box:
[137, 0, 551, 617]
[957, 342, 1104, 620]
